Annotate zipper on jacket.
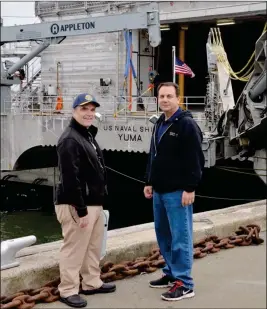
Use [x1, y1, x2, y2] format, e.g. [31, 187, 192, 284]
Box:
[148, 122, 173, 185]
[88, 132, 104, 171]
[153, 123, 173, 156]
[153, 124, 157, 156]
[85, 183, 90, 195]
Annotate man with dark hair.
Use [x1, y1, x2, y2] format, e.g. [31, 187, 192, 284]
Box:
[144, 82, 205, 302]
[55, 93, 116, 308]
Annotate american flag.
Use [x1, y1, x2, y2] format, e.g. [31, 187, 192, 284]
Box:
[175, 58, 195, 78]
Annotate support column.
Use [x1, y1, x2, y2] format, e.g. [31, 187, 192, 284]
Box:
[128, 30, 139, 112]
[178, 25, 188, 109]
[128, 36, 133, 110]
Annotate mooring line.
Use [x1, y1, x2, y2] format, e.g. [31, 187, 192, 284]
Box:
[105, 166, 264, 202]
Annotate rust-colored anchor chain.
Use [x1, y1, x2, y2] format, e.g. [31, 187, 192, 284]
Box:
[0, 281, 60, 309]
[193, 224, 264, 258]
[99, 247, 165, 282]
[0, 224, 264, 309]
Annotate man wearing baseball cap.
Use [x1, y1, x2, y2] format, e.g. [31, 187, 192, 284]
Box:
[55, 93, 116, 307]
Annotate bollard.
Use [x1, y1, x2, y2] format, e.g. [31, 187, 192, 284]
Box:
[1, 235, 37, 270]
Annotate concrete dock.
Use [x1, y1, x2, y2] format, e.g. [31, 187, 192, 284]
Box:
[35, 232, 266, 308]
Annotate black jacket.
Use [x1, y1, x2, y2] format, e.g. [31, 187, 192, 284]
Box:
[55, 118, 107, 217]
[145, 110, 205, 193]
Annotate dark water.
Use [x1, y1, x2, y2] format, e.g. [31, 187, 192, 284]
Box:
[0, 211, 61, 244]
[1, 151, 266, 244]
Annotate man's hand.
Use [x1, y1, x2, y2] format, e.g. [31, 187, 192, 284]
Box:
[144, 186, 153, 199]
[79, 214, 89, 228]
[182, 191, 195, 206]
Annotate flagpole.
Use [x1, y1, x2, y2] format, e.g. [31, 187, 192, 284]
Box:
[172, 46, 175, 83]
[179, 26, 187, 109]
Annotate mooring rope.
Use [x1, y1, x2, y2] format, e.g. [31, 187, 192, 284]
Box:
[105, 166, 265, 202]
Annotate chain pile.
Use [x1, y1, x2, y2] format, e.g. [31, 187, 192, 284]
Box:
[194, 224, 264, 258]
[100, 246, 165, 282]
[0, 278, 60, 309]
[0, 224, 264, 309]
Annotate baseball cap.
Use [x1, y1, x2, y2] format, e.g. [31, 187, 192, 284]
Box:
[72, 93, 100, 108]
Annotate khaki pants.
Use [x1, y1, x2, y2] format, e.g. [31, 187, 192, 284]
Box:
[55, 204, 104, 298]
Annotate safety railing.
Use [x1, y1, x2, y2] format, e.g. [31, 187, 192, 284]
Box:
[35, 1, 145, 17]
[112, 96, 159, 118]
[4, 94, 207, 121]
[4, 96, 157, 120]
[28, 58, 41, 82]
[1, 42, 34, 56]
[12, 57, 42, 94]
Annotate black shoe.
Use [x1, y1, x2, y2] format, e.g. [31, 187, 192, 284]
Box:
[149, 275, 175, 288]
[81, 283, 116, 295]
[161, 281, 195, 301]
[59, 294, 87, 308]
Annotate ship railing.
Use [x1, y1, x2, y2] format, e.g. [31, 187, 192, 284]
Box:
[12, 57, 42, 94]
[112, 96, 159, 118]
[1, 42, 34, 55]
[5, 94, 207, 120]
[104, 95, 206, 118]
[181, 96, 207, 111]
[5, 95, 159, 118]
[35, 1, 144, 17]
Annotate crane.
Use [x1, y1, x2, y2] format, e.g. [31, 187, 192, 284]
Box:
[0, 2, 161, 111]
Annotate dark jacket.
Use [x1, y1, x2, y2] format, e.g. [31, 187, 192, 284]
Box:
[145, 109, 205, 193]
[55, 118, 107, 217]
